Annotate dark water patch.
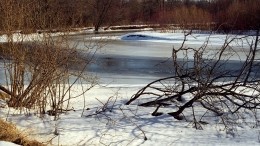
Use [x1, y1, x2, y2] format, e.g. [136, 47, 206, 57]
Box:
[86, 54, 260, 83]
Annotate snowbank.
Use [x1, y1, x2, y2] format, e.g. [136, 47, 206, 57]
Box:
[0, 85, 259, 145]
[120, 31, 258, 48]
[121, 32, 173, 41]
[0, 141, 20, 146]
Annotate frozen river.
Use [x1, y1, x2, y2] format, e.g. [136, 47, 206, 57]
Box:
[1, 32, 259, 85]
[66, 32, 260, 84]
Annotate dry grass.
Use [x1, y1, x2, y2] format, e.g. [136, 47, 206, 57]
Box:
[0, 91, 10, 100]
[0, 119, 45, 146]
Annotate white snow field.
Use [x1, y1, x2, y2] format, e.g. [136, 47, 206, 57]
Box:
[0, 141, 20, 146]
[120, 31, 258, 48]
[1, 31, 260, 145]
[1, 85, 260, 146]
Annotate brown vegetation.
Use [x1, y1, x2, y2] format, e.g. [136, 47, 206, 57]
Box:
[215, 0, 260, 31]
[0, 119, 44, 146]
[0, 0, 96, 119]
[0, 91, 10, 101]
[0, 0, 259, 32]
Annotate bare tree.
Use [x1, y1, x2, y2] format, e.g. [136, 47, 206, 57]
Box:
[87, 0, 116, 32]
[126, 30, 260, 129]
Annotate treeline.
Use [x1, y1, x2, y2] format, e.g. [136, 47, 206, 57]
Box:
[0, 0, 259, 32]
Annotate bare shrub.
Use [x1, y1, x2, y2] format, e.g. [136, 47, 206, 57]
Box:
[0, 33, 97, 119]
[0, 0, 97, 119]
[126, 30, 260, 129]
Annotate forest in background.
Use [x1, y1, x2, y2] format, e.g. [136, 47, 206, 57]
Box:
[0, 0, 259, 33]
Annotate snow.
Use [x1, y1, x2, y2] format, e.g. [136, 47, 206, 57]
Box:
[0, 27, 152, 43]
[1, 30, 260, 145]
[120, 31, 258, 48]
[1, 29, 258, 50]
[0, 33, 41, 43]
[121, 32, 173, 41]
[1, 85, 260, 145]
[118, 31, 260, 61]
[0, 32, 68, 43]
[0, 141, 20, 146]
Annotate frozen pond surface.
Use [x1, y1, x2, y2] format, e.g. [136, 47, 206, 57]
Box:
[1, 32, 259, 84]
[66, 32, 260, 84]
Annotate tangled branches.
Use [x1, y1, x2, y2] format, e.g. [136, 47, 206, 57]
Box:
[126, 30, 260, 128]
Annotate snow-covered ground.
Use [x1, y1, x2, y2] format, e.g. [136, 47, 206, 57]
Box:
[120, 31, 259, 49]
[0, 141, 20, 146]
[1, 85, 260, 145]
[1, 29, 258, 49]
[1, 30, 260, 145]
[88, 31, 260, 61]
